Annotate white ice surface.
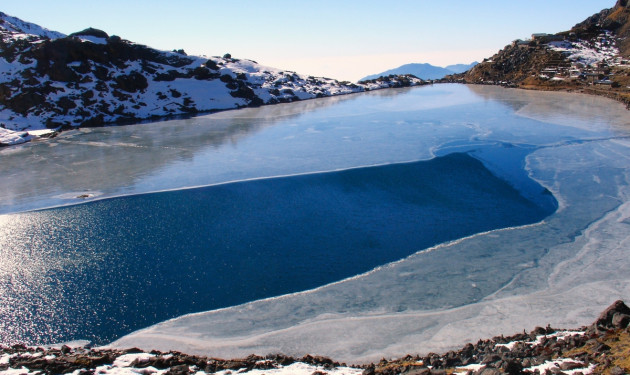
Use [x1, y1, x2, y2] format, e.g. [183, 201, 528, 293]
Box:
[104, 86, 630, 363]
[2, 85, 629, 364]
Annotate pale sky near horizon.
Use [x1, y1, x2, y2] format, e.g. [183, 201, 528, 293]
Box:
[2, 1, 616, 82]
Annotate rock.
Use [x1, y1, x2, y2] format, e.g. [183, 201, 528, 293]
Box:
[113, 71, 148, 93]
[69, 28, 109, 39]
[559, 361, 585, 370]
[610, 366, 625, 375]
[481, 354, 501, 364]
[164, 364, 189, 375]
[475, 367, 502, 375]
[595, 301, 630, 328]
[400, 368, 432, 375]
[612, 313, 630, 328]
[503, 360, 523, 375]
[362, 364, 375, 375]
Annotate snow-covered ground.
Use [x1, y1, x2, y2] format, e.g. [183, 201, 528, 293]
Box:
[547, 32, 622, 67]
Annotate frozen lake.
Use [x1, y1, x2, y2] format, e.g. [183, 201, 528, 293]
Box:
[1, 84, 629, 363]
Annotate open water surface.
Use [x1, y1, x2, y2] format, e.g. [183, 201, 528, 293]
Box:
[0, 151, 555, 344]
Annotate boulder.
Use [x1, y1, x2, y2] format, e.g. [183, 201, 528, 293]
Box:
[612, 313, 630, 329]
[592, 300, 630, 330]
[69, 27, 109, 39]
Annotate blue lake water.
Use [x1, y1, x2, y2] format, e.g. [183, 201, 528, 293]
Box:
[0, 150, 555, 345]
[0, 84, 629, 359]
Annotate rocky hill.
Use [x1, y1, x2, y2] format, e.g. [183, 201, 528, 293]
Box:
[1, 300, 629, 375]
[0, 12, 425, 146]
[453, 0, 630, 108]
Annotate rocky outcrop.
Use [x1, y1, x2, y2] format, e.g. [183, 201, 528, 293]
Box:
[450, 1, 630, 108]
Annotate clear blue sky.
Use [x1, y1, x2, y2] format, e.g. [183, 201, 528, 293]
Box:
[2, 0, 616, 81]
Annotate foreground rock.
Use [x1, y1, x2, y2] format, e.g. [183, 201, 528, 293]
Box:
[2, 301, 629, 375]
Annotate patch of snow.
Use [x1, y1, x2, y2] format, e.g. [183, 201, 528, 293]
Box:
[79, 35, 107, 45]
[453, 363, 484, 374]
[27, 129, 56, 137]
[495, 341, 519, 350]
[0, 128, 32, 146]
[212, 362, 363, 375]
[548, 32, 621, 67]
[525, 358, 595, 375]
[0, 366, 40, 375]
[112, 353, 156, 367]
[495, 330, 585, 351]
[0, 354, 15, 365]
[526, 330, 585, 346]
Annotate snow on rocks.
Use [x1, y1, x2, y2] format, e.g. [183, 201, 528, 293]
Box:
[0, 128, 32, 146]
[0, 12, 426, 142]
[0, 11, 65, 41]
[547, 32, 622, 67]
[0, 346, 363, 375]
[525, 358, 596, 375]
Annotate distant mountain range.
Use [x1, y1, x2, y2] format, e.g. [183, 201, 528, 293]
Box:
[0, 12, 425, 145]
[359, 62, 478, 82]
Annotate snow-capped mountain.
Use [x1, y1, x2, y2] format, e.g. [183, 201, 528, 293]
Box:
[0, 12, 425, 145]
[359, 62, 478, 82]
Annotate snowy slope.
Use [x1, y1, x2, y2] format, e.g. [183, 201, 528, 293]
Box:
[0, 12, 65, 41]
[0, 12, 425, 145]
[548, 31, 623, 67]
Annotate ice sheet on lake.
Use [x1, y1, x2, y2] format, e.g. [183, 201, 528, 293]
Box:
[110, 87, 630, 363]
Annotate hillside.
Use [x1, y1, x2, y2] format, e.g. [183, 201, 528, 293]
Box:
[0, 12, 425, 146]
[359, 62, 477, 82]
[454, 0, 630, 107]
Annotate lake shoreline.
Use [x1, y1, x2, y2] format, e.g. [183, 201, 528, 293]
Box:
[3, 82, 628, 149]
[2, 84, 628, 366]
[2, 301, 628, 374]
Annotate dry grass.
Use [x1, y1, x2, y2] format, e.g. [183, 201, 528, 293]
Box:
[564, 329, 630, 374]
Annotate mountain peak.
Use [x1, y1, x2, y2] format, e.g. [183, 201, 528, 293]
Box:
[69, 27, 109, 39]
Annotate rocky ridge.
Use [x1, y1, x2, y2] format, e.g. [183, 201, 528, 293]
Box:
[1, 301, 629, 375]
[0, 12, 425, 146]
[451, 0, 630, 108]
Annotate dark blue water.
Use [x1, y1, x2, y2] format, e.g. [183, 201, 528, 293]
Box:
[0, 152, 556, 346]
